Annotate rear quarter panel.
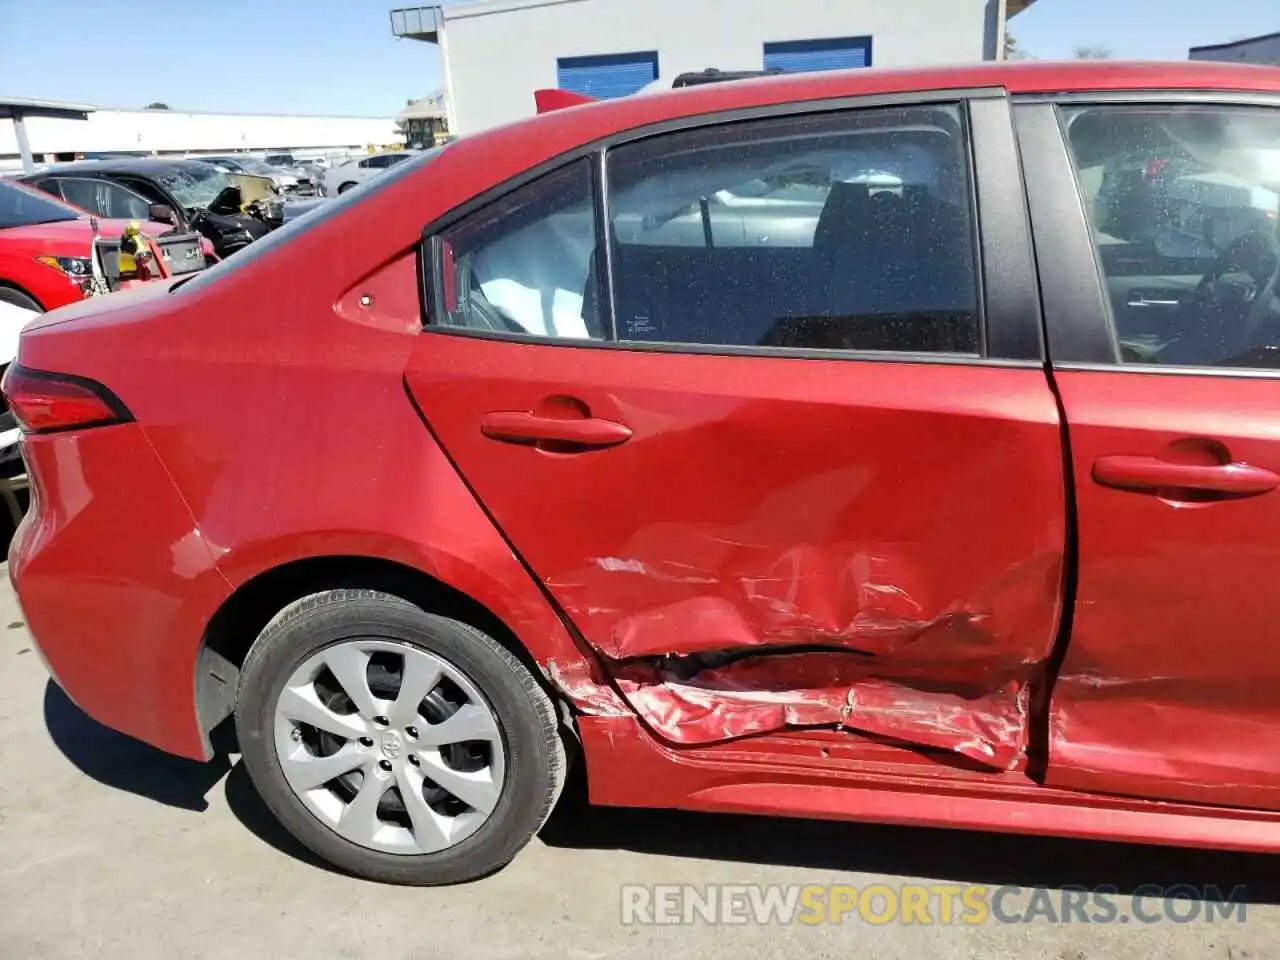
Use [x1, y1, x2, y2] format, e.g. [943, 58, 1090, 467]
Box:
[12, 159, 621, 754]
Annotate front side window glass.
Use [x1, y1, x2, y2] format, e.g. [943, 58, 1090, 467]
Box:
[1064, 104, 1280, 368]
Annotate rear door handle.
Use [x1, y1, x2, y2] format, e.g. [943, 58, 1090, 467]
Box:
[1093, 455, 1280, 497]
[481, 411, 632, 449]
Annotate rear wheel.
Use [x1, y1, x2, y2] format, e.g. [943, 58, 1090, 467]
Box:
[235, 589, 565, 885]
[337, 181, 357, 194]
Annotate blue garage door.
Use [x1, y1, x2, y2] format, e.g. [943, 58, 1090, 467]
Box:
[763, 36, 873, 73]
[556, 51, 659, 99]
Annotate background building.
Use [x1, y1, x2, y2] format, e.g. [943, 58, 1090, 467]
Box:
[395, 93, 451, 147]
[391, 0, 1038, 135]
[0, 106, 401, 171]
[1189, 31, 1280, 66]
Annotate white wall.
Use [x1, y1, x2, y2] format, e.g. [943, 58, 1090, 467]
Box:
[0, 109, 401, 159]
[441, 0, 1000, 134]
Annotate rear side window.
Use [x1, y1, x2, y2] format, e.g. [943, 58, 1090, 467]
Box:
[434, 159, 603, 340]
[1063, 103, 1280, 369]
[57, 178, 153, 221]
[605, 104, 979, 353]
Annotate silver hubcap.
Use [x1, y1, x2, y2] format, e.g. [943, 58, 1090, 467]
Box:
[273, 639, 506, 855]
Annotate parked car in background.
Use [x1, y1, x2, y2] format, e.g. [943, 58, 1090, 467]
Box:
[14, 61, 1280, 890]
[20, 158, 278, 259]
[262, 154, 329, 195]
[190, 154, 319, 198]
[0, 177, 208, 312]
[0, 298, 32, 541]
[322, 150, 413, 195]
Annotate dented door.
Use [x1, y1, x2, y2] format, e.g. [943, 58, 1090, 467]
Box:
[408, 96, 1067, 768]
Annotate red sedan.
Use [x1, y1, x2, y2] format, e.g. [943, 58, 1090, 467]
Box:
[0, 177, 211, 312]
[7, 59, 1280, 885]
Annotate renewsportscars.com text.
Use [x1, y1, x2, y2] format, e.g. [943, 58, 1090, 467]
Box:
[621, 883, 1249, 926]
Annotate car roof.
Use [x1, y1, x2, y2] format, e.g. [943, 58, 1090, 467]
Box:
[520, 60, 1280, 145]
[423, 60, 1280, 208]
[176, 60, 1280, 292]
[29, 157, 215, 178]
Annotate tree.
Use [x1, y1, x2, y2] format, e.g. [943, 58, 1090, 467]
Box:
[1073, 45, 1113, 60]
[143, 102, 171, 110]
[1004, 31, 1033, 60]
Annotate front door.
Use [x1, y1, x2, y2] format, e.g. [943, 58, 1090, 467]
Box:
[407, 97, 1067, 768]
[1022, 97, 1280, 809]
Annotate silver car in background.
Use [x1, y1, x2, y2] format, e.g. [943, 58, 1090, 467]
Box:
[190, 154, 320, 198]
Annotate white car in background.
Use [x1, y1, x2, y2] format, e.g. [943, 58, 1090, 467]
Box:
[322, 151, 414, 195]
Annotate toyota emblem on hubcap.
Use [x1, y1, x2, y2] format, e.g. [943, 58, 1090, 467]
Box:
[380, 730, 404, 760]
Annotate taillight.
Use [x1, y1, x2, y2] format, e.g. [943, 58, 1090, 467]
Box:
[0, 365, 132, 434]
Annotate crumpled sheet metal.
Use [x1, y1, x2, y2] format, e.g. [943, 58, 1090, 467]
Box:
[615, 655, 1031, 768]
[588, 545, 1059, 662]
[573, 548, 1063, 769]
[545, 658, 632, 717]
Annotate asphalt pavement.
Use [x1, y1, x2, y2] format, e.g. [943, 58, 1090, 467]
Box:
[0, 571, 1276, 960]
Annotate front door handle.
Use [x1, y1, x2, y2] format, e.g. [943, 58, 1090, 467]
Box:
[481, 410, 632, 449]
[1093, 455, 1280, 497]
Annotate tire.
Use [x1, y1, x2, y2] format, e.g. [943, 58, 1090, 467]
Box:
[0, 286, 42, 312]
[337, 181, 357, 195]
[235, 589, 565, 885]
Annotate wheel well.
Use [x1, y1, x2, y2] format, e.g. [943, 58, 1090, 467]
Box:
[203, 555, 546, 686]
[0, 279, 43, 310]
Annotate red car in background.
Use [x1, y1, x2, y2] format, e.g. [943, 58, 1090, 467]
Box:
[0, 178, 210, 312]
[7, 60, 1280, 887]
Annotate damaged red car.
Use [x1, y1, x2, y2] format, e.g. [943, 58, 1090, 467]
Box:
[9, 59, 1280, 885]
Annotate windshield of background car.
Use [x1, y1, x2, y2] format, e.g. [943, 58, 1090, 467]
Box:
[0, 179, 80, 228]
[158, 165, 236, 208]
[238, 158, 282, 176]
[175, 145, 445, 292]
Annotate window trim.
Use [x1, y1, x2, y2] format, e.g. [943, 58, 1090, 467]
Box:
[420, 85, 1043, 367]
[1017, 92, 1280, 376]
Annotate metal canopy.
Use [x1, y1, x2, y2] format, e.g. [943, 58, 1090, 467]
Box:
[390, 6, 443, 43]
[0, 97, 95, 173]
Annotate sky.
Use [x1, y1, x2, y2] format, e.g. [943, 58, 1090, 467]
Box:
[0, 0, 1275, 117]
[0, 0, 444, 116]
[1010, 0, 1275, 60]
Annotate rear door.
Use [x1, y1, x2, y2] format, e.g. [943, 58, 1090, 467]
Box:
[1019, 95, 1280, 809]
[406, 92, 1068, 767]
